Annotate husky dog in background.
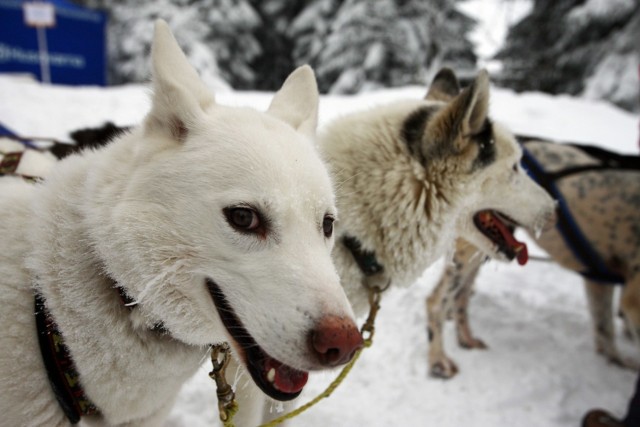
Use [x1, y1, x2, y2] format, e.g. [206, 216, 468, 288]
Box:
[320, 69, 556, 324]
[0, 20, 362, 427]
[428, 140, 640, 377]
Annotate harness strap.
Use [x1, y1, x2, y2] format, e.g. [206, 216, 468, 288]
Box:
[520, 142, 625, 284]
[0, 151, 42, 182]
[33, 281, 169, 424]
[35, 293, 99, 424]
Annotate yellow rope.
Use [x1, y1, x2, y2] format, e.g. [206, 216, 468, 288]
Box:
[212, 287, 383, 427]
[258, 287, 381, 427]
[221, 403, 239, 427]
[258, 339, 371, 427]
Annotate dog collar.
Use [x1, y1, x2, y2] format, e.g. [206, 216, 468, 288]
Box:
[342, 235, 384, 277]
[34, 293, 99, 424]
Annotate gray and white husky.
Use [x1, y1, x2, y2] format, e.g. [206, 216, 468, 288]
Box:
[320, 68, 556, 323]
[0, 21, 361, 426]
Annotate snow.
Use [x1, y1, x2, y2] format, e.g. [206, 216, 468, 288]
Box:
[457, 0, 533, 71]
[0, 74, 638, 426]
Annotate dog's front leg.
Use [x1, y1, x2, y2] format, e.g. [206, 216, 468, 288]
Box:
[426, 262, 461, 379]
[222, 357, 267, 427]
[453, 255, 486, 350]
[617, 276, 640, 369]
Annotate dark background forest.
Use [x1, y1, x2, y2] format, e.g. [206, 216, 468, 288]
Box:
[74, 0, 639, 112]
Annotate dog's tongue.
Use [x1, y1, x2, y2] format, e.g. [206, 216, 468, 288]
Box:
[491, 213, 529, 265]
[264, 358, 309, 394]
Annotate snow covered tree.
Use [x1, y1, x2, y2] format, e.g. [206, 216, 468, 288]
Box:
[497, 0, 640, 111]
[75, 0, 477, 94]
[73, 0, 260, 90]
[203, 0, 262, 89]
[248, 0, 311, 91]
[290, 0, 477, 94]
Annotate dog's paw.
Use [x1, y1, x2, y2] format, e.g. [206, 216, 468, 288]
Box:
[429, 357, 459, 379]
[458, 336, 488, 350]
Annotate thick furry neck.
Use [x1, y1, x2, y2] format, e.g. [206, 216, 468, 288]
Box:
[25, 135, 207, 424]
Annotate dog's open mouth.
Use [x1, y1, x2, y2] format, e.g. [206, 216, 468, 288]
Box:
[205, 279, 308, 401]
[473, 210, 528, 265]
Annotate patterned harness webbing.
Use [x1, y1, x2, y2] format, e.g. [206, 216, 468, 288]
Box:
[519, 138, 639, 284]
[35, 293, 99, 424]
[0, 151, 40, 182]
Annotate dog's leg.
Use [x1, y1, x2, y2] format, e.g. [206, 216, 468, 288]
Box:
[586, 280, 638, 369]
[427, 239, 486, 378]
[223, 357, 268, 427]
[454, 257, 486, 350]
[620, 275, 640, 367]
[427, 262, 459, 378]
[615, 287, 636, 341]
[261, 400, 295, 427]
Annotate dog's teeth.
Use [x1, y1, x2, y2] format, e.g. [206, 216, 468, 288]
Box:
[534, 225, 543, 239]
[267, 368, 276, 383]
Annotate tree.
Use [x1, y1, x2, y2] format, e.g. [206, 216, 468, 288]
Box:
[74, 0, 259, 90]
[497, 0, 640, 111]
[248, 0, 311, 91]
[290, 0, 477, 94]
[75, 0, 477, 94]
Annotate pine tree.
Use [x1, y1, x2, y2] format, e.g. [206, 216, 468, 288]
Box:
[74, 0, 478, 94]
[290, 0, 477, 94]
[248, 0, 311, 91]
[497, 0, 640, 111]
[203, 0, 262, 89]
[73, 0, 260, 90]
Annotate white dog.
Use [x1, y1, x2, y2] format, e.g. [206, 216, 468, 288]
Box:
[320, 69, 556, 335]
[0, 21, 362, 426]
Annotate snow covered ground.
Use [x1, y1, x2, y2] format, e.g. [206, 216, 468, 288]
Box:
[0, 75, 638, 427]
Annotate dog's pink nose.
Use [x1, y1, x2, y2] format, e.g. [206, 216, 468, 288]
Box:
[310, 315, 363, 367]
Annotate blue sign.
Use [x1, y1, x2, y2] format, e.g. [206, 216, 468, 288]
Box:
[0, 0, 107, 86]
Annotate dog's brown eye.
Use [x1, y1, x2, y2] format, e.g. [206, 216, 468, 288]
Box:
[224, 207, 260, 232]
[323, 215, 334, 238]
[512, 163, 518, 172]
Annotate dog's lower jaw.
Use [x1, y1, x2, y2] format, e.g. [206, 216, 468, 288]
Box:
[205, 278, 309, 401]
[473, 210, 528, 265]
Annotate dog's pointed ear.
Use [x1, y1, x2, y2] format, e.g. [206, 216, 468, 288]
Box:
[461, 70, 490, 136]
[267, 65, 319, 138]
[145, 20, 215, 142]
[428, 70, 490, 152]
[425, 68, 461, 102]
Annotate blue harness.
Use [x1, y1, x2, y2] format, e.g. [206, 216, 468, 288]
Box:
[519, 139, 639, 285]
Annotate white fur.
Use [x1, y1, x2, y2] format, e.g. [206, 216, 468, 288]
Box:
[0, 20, 354, 426]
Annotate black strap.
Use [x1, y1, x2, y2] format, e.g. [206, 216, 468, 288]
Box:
[519, 141, 626, 284]
[342, 235, 384, 277]
[35, 293, 98, 424]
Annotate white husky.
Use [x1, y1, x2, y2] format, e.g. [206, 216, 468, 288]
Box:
[321, 69, 556, 330]
[0, 21, 362, 427]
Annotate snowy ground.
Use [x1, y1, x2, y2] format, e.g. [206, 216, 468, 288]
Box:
[0, 75, 638, 427]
